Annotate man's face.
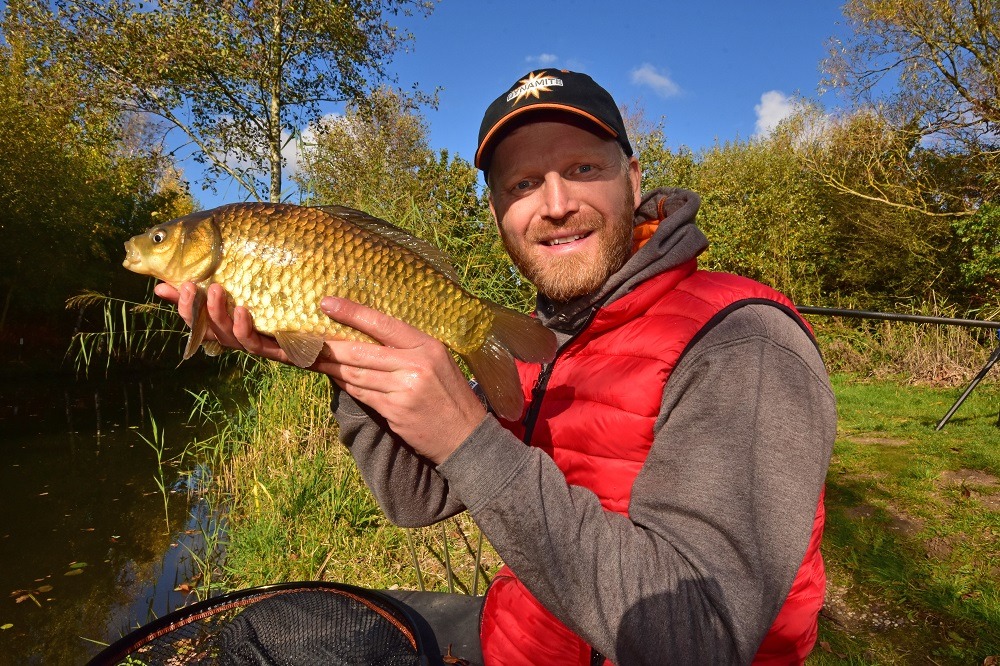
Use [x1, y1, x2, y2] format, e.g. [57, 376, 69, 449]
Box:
[488, 119, 642, 303]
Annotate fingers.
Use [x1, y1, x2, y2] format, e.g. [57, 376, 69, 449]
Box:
[175, 282, 200, 328]
[153, 282, 179, 303]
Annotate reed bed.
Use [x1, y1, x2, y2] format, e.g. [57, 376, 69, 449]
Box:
[190, 359, 501, 595]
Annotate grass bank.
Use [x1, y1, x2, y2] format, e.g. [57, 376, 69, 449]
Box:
[813, 376, 1000, 664]
[188, 362, 499, 596]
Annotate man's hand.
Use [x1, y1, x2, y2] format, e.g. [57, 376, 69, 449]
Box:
[154, 281, 486, 463]
[317, 297, 487, 464]
[154, 282, 290, 363]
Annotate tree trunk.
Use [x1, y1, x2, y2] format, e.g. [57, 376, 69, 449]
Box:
[268, 6, 283, 203]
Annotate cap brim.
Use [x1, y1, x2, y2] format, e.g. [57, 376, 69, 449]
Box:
[475, 104, 620, 169]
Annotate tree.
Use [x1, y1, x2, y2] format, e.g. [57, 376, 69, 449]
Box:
[822, 0, 1000, 216]
[0, 20, 191, 346]
[298, 87, 432, 212]
[952, 202, 1000, 307]
[693, 134, 832, 301]
[10, 0, 434, 203]
[620, 104, 698, 193]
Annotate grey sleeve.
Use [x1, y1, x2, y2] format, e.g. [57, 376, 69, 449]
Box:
[331, 381, 469, 527]
[436, 304, 836, 664]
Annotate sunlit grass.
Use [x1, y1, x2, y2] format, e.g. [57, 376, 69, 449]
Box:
[808, 376, 1000, 664]
[190, 359, 501, 596]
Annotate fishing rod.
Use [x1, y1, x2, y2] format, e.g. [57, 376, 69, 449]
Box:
[796, 305, 1000, 431]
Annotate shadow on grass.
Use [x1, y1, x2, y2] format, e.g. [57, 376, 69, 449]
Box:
[809, 472, 1000, 665]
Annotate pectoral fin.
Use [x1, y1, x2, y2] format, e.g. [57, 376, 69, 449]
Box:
[273, 331, 325, 368]
[182, 286, 209, 361]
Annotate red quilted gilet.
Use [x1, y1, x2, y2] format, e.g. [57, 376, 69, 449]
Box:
[480, 259, 826, 665]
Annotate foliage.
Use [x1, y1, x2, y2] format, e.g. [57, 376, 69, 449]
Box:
[821, 0, 1000, 216]
[787, 107, 963, 304]
[193, 359, 500, 593]
[809, 298, 999, 384]
[297, 87, 432, 212]
[623, 103, 699, 192]
[690, 133, 831, 301]
[951, 201, 1000, 307]
[629, 109, 991, 310]
[8, 0, 435, 203]
[64, 290, 191, 373]
[0, 17, 193, 350]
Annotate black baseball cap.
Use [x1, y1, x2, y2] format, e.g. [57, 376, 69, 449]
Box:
[476, 68, 633, 173]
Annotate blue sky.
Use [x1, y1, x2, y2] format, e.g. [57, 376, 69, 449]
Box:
[188, 1, 853, 208]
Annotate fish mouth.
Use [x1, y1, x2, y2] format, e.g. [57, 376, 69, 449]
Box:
[122, 239, 144, 271]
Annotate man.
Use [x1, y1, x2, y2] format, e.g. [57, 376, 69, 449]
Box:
[157, 69, 836, 664]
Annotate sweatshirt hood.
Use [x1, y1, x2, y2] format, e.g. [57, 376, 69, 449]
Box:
[536, 187, 709, 332]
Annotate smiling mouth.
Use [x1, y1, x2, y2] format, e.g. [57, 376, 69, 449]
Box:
[543, 232, 590, 246]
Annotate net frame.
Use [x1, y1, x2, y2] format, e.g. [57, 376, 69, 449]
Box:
[89, 580, 439, 665]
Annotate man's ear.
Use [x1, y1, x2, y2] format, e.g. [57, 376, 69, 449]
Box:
[488, 195, 500, 230]
[628, 156, 642, 208]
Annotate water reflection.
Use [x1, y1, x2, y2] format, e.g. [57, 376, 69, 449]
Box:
[0, 371, 228, 665]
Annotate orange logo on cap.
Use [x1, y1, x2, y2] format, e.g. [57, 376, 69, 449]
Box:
[506, 71, 563, 104]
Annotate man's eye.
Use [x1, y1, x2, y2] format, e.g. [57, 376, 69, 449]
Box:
[515, 180, 532, 190]
[578, 164, 593, 174]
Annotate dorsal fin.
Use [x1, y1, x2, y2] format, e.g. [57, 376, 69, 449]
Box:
[315, 205, 462, 283]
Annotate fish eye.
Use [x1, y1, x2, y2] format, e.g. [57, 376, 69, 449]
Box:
[151, 229, 166, 244]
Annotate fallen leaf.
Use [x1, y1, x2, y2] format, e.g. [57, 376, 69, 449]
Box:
[0, 624, 11, 630]
[36, 585, 52, 594]
[983, 657, 998, 666]
[69, 562, 88, 569]
[442, 644, 471, 665]
[64, 569, 83, 577]
[820, 641, 832, 653]
[175, 583, 193, 593]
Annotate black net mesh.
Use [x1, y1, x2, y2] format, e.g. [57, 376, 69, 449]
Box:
[95, 585, 427, 666]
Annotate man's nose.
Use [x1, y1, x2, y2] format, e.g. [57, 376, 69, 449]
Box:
[540, 173, 580, 222]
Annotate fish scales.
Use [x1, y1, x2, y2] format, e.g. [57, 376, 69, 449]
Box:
[123, 202, 557, 420]
[213, 204, 493, 354]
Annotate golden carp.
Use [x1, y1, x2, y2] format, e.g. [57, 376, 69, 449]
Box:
[123, 202, 555, 420]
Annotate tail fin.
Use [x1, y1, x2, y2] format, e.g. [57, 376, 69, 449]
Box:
[462, 303, 556, 421]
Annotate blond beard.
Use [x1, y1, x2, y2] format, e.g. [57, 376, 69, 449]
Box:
[500, 184, 636, 303]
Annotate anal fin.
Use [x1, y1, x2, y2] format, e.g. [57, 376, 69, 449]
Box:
[201, 340, 224, 357]
[274, 331, 326, 368]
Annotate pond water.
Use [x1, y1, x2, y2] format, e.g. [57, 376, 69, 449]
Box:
[0, 370, 227, 665]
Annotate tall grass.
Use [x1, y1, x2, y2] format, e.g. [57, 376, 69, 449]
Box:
[65, 289, 189, 373]
[808, 298, 999, 386]
[198, 359, 500, 593]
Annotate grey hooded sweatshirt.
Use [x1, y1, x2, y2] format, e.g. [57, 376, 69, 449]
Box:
[332, 188, 837, 665]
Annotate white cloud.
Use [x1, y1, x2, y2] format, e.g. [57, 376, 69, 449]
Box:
[526, 53, 559, 66]
[630, 63, 681, 98]
[754, 90, 796, 136]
